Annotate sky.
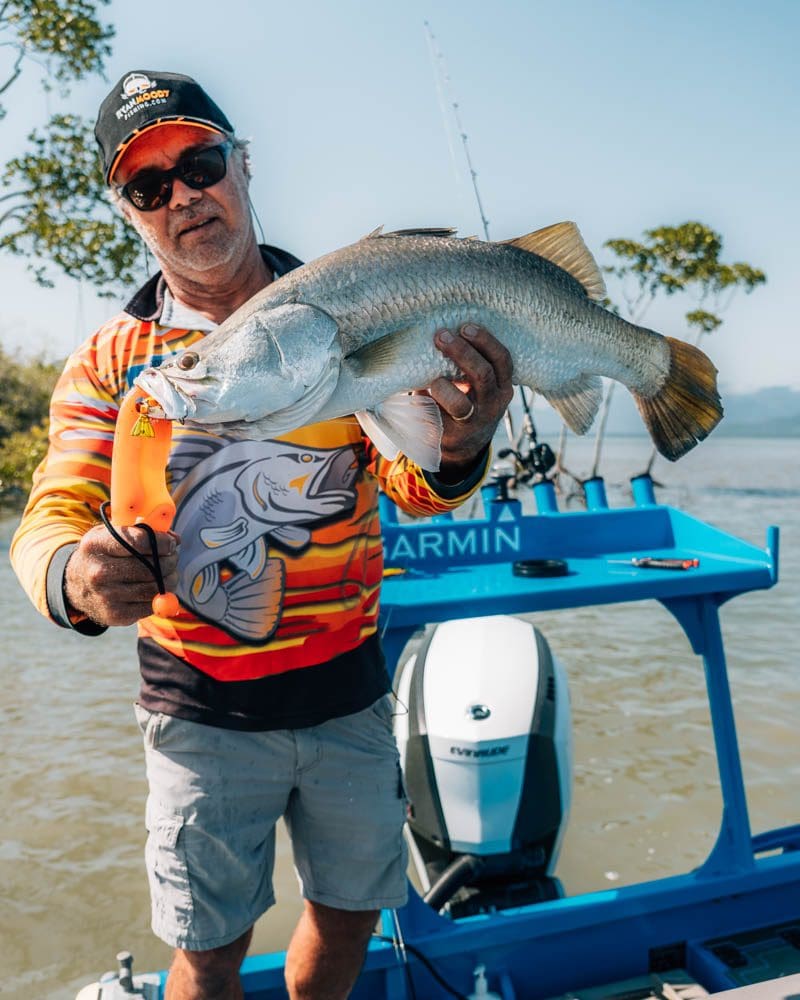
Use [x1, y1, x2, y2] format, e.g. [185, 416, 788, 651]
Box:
[1, 0, 798, 393]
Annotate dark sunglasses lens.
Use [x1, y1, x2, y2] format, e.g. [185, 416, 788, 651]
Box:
[179, 146, 228, 190]
[123, 144, 230, 211]
[125, 175, 172, 211]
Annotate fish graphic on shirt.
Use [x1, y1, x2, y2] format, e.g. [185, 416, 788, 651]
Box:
[169, 436, 361, 643]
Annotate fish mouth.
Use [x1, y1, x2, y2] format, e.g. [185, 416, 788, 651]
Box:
[306, 447, 360, 503]
[134, 368, 197, 422]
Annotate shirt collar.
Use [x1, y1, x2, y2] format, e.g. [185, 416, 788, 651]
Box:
[123, 244, 304, 323]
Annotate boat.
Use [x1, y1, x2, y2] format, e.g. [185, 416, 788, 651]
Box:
[77, 464, 800, 999]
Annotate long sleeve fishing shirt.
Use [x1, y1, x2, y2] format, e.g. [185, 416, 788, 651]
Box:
[10, 245, 490, 730]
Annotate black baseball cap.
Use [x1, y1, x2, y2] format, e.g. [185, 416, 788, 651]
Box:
[95, 70, 234, 183]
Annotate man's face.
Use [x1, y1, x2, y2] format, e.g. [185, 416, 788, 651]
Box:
[113, 124, 253, 277]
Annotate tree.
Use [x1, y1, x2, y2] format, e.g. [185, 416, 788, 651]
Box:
[589, 221, 766, 478]
[0, 0, 141, 293]
[0, 344, 60, 501]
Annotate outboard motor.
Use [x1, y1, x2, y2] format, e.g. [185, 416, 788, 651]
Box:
[394, 615, 571, 917]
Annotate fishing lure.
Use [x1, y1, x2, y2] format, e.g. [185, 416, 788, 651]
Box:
[105, 390, 180, 617]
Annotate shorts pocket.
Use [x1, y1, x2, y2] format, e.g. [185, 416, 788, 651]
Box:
[368, 693, 396, 726]
[145, 800, 193, 929]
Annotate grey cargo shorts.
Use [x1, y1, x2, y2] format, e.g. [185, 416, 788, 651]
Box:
[134, 695, 408, 951]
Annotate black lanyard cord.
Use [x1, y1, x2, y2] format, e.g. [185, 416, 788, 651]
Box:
[99, 501, 167, 595]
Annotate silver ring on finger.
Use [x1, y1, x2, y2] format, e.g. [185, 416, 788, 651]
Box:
[452, 401, 475, 423]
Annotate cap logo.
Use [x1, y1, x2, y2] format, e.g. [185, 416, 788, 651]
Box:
[121, 73, 157, 97]
[116, 73, 171, 122]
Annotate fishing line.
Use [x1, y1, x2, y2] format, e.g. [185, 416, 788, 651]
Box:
[249, 195, 267, 245]
[99, 501, 168, 597]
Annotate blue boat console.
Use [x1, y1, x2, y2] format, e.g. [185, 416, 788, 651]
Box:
[362, 474, 799, 998]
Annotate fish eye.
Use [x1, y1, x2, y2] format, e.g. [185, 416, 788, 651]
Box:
[177, 351, 199, 371]
[301, 454, 313, 463]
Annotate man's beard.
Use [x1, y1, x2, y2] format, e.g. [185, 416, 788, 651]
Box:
[135, 200, 254, 276]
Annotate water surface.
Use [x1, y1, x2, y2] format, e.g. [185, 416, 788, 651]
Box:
[1, 435, 797, 998]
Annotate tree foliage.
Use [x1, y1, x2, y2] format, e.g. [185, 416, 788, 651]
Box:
[1, 0, 141, 292]
[1, 113, 142, 288]
[603, 221, 766, 339]
[0, 343, 60, 500]
[586, 221, 766, 479]
[1, 0, 112, 104]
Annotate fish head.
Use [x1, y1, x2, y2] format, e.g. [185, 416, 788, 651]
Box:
[235, 443, 360, 524]
[135, 302, 342, 435]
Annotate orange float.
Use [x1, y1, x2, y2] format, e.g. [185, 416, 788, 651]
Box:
[109, 390, 179, 617]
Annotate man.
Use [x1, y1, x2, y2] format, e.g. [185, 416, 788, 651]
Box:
[11, 70, 513, 999]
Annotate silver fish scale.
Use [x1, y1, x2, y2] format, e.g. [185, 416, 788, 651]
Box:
[264, 232, 662, 394]
[265, 234, 605, 356]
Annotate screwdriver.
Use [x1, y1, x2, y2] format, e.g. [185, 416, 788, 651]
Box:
[609, 556, 700, 570]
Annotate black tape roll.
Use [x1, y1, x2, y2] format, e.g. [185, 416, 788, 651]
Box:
[512, 558, 568, 578]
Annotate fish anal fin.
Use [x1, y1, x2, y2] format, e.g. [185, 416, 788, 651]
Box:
[634, 337, 723, 461]
[229, 536, 268, 579]
[503, 222, 606, 301]
[356, 393, 443, 471]
[541, 374, 604, 435]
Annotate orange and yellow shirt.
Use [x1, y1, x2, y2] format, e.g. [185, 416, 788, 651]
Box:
[11, 249, 488, 729]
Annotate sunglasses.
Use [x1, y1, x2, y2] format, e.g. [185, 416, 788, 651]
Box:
[118, 141, 233, 212]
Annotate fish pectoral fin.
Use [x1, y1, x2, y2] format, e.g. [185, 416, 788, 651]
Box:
[200, 517, 250, 549]
[540, 374, 604, 435]
[345, 326, 422, 378]
[230, 536, 268, 579]
[356, 393, 443, 472]
[271, 525, 312, 550]
[503, 222, 607, 301]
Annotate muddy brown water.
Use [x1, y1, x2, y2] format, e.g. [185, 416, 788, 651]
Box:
[1, 436, 798, 999]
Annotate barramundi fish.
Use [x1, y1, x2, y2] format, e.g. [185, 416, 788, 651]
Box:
[135, 222, 723, 471]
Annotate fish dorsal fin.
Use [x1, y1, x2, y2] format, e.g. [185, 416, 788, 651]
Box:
[380, 227, 458, 239]
[503, 222, 606, 301]
[362, 225, 385, 239]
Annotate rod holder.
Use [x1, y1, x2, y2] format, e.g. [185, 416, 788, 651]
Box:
[631, 474, 657, 506]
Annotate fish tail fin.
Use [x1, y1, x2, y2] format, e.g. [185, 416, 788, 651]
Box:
[220, 560, 285, 643]
[634, 336, 723, 461]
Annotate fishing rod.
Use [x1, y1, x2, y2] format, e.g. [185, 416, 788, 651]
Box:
[424, 21, 490, 242]
[424, 22, 552, 478]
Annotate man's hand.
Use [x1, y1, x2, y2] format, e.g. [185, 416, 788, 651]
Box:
[64, 523, 180, 626]
[430, 324, 514, 482]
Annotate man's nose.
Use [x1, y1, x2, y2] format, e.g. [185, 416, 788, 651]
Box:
[168, 177, 203, 210]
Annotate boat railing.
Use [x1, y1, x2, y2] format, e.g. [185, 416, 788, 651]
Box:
[377, 473, 781, 903]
